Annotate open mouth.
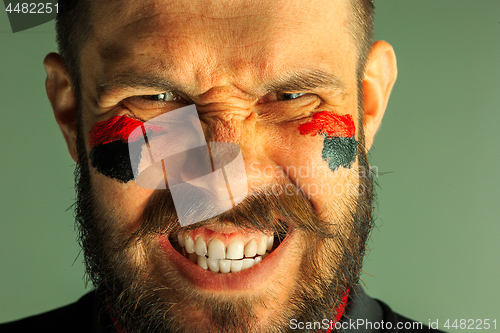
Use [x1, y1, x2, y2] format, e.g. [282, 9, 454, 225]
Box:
[169, 226, 287, 273]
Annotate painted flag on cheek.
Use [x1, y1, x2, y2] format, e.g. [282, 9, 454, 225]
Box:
[88, 105, 249, 227]
[88, 116, 153, 183]
[298, 111, 358, 171]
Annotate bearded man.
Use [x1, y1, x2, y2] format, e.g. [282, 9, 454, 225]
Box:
[1, 0, 438, 332]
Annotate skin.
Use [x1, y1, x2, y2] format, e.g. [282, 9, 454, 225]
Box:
[44, 0, 397, 330]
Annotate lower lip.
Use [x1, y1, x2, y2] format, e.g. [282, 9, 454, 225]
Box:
[158, 232, 291, 292]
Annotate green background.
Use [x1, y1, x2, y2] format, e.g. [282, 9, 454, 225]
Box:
[1, 1, 499, 330]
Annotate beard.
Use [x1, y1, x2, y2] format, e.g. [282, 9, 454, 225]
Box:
[74, 117, 375, 333]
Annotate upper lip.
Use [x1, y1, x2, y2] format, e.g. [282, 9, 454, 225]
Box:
[201, 224, 257, 234]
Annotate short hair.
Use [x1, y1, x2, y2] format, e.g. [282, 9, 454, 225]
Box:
[56, 0, 374, 97]
[348, 0, 375, 79]
[55, 0, 91, 93]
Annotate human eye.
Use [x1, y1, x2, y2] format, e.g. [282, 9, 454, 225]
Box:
[142, 92, 181, 102]
[276, 92, 307, 101]
[124, 92, 188, 110]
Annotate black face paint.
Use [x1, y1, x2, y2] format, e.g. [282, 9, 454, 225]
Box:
[322, 136, 358, 170]
[89, 140, 134, 182]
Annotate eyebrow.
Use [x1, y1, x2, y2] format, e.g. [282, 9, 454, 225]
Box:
[97, 68, 346, 101]
[262, 69, 346, 94]
[97, 73, 180, 101]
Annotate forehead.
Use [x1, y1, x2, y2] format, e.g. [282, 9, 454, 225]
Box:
[85, 0, 355, 95]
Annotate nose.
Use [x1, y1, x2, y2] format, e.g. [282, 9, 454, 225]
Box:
[179, 141, 247, 204]
[131, 104, 282, 225]
[192, 107, 281, 199]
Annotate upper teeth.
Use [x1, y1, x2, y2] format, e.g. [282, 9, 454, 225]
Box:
[176, 233, 275, 273]
[226, 240, 244, 259]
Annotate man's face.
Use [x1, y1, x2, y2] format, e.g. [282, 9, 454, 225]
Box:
[73, 0, 375, 331]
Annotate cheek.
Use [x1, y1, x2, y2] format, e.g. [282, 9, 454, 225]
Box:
[90, 167, 153, 233]
[264, 119, 359, 214]
[266, 112, 359, 178]
[265, 124, 334, 191]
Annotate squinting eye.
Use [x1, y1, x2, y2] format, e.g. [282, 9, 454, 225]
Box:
[123, 92, 188, 110]
[142, 92, 181, 102]
[277, 92, 306, 101]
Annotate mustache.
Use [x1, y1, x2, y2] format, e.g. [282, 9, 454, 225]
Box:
[124, 182, 337, 247]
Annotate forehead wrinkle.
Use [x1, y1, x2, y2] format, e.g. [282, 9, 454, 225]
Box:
[98, 8, 273, 52]
[96, 10, 179, 61]
[95, 13, 272, 89]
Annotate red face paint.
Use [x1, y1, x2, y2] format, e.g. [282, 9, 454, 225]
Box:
[90, 115, 146, 148]
[298, 111, 355, 138]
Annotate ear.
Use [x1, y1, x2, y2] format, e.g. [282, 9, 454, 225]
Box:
[44, 53, 79, 163]
[361, 40, 398, 152]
